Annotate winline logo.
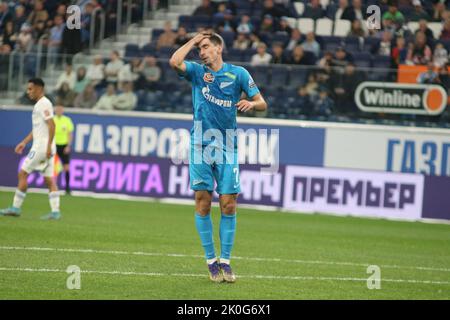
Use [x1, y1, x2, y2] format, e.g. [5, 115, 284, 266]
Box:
[355, 82, 447, 115]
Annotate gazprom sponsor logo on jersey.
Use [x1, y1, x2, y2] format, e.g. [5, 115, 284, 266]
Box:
[202, 86, 232, 107]
[355, 82, 447, 115]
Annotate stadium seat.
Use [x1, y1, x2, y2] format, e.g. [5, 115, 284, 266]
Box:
[353, 52, 372, 68]
[125, 44, 141, 58]
[249, 66, 270, 87]
[372, 55, 391, 69]
[297, 18, 315, 34]
[428, 22, 443, 39]
[315, 18, 333, 36]
[333, 20, 351, 37]
[141, 43, 157, 57]
[294, 2, 305, 16]
[407, 21, 419, 34]
[221, 31, 235, 48]
[288, 67, 308, 88]
[151, 29, 164, 42]
[285, 17, 297, 29]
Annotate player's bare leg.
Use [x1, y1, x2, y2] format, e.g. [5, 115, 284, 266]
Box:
[0, 170, 29, 217]
[218, 194, 238, 283]
[40, 176, 61, 220]
[195, 191, 223, 283]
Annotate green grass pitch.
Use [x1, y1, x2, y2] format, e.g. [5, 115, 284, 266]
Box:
[0, 191, 449, 300]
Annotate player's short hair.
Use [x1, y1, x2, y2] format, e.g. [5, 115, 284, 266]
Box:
[28, 78, 45, 87]
[208, 33, 224, 47]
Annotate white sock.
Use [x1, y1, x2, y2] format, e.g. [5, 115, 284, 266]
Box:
[13, 189, 26, 209]
[220, 258, 230, 265]
[206, 257, 217, 265]
[49, 191, 60, 212]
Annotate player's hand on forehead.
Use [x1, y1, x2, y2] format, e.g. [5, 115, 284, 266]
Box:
[193, 31, 212, 45]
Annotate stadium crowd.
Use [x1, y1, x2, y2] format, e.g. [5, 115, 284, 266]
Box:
[1, 0, 450, 126]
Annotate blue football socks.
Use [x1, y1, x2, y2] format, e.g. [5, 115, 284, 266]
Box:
[195, 213, 216, 261]
[219, 213, 236, 262]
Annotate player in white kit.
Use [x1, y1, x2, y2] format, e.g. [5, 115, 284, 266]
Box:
[0, 78, 61, 220]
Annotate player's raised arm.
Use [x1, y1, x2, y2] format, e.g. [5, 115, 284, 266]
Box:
[15, 131, 33, 155]
[46, 118, 55, 159]
[169, 32, 211, 73]
[236, 93, 267, 113]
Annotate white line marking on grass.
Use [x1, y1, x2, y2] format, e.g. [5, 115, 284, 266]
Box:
[0, 267, 449, 285]
[1, 245, 450, 274]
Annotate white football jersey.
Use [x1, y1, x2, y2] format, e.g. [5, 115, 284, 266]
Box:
[32, 96, 56, 152]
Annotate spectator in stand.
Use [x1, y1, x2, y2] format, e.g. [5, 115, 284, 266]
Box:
[48, 15, 65, 66]
[115, 82, 137, 111]
[372, 31, 392, 56]
[431, 0, 447, 22]
[251, 43, 272, 66]
[93, 83, 117, 111]
[105, 50, 124, 83]
[270, 42, 287, 64]
[292, 85, 313, 116]
[433, 43, 449, 68]
[406, 31, 432, 65]
[348, 19, 366, 37]
[302, 32, 320, 58]
[416, 19, 435, 47]
[436, 65, 450, 93]
[157, 21, 177, 50]
[118, 57, 142, 90]
[289, 45, 314, 65]
[232, 32, 251, 50]
[440, 18, 450, 40]
[16, 23, 33, 52]
[27, 0, 49, 29]
[249, 33, 263, 49]
[351, 0, 365, 21]
[216, 9, 237, 33]
[1, 21, 17, 49]
[331, 47, 353, 72]
[302, 0, 324, 20]
[13, 5, 27, 33]
[0, 44, 11, 91]
[391, 36, 408, 68]
[73, 66, 90, 94]
[410, 0, 430, 21]
[193, 0, 215, 17]
[318, 51, 333, 69]
[314, 88, 334, 117]
[277, 16, 292, 36]
[55, 82, 77, 108]
[141, 55, 161, 89]
[304, 73, 319, 97]
[86, 55, 105, 87]
[0, 2, 12, 33]
[74, 84, 97, 109]
[335, 0, 355, 21]
[56, 63, 76, 90]
[236, 15, 254, 35]
[382, 5, 405, 29]
[259, 14, 276, 34]
[261, 0, 288, 19]
[416, 62, 439, 84]
[286, 28, 304, 51]
[174, 26, 189, 47]
[330, 63, 362, 114]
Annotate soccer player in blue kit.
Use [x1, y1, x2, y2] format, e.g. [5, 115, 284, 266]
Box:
[170, 32, 267, 283]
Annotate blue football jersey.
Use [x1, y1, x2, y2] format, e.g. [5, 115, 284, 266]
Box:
[179, 61, 260, 148]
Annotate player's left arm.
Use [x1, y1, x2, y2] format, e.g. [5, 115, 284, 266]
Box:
[236, 93, 267, 113]
[46, 118, 55, 159]
[64, 119, 74, 154]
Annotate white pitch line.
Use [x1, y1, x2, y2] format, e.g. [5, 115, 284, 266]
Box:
[0, 267, 449, 285]
[1, 245, 449, 274]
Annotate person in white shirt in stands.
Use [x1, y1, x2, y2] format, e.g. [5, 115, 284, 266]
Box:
[250, 43, 272, 66]
[86, 55, 105, 87]
[105, 50, 124, 83]
[93, 83, 117, 111]
[1, 78, 61, 220]
[55, 63, 76, 90]
[115, 81, 137, 110]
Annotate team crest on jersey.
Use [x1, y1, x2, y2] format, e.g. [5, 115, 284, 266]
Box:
[203, 72, 215, 83]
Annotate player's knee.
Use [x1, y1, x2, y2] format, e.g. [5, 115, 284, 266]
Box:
[221, 200, 236, 214]
[195, 192, 212, 215]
